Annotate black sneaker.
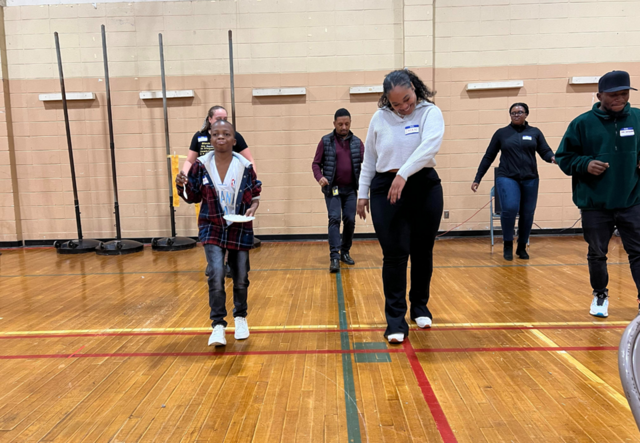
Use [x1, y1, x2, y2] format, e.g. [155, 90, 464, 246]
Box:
[503, 241, 513, 261]
[340, 252, 355, 265]
[330, 259, 340, 273]
[516, 243, 529, 260]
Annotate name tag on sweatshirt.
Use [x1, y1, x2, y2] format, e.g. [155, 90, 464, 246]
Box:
[198, 136, 208, 142]
[620, 127, 635, 137]
[522, 135, 532, 141]
[405, 125, 419, 135]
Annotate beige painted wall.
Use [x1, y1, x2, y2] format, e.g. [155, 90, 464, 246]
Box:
[1, 0, 639, 242]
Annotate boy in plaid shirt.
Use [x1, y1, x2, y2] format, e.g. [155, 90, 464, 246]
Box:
[176, 120, 261, 346]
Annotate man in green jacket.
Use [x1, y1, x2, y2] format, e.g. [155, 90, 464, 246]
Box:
[556, 70, 640, 318]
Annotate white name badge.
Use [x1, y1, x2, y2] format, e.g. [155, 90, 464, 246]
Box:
[198, 136, 208, 142]
[203, 177, 209, 185]
[522, 135, 532, 141]
[405, 125, 419, 135]
[620, 127, 635, 137]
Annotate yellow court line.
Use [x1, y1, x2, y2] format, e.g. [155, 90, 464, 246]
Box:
[0, 325, 340, 336]
[349, 321, 630, 329]
[0, 321, 628, 336]
[529, 329, 629, 411]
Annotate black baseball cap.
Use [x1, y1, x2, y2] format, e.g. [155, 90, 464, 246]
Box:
[598, 70, 637, 93]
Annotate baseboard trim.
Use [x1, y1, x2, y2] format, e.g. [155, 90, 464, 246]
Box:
[0, 229, 584, 248]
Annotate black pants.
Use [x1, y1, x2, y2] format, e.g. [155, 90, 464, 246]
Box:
[370, 168, 443, 337]
[204, 244, 250, 327]
[324, 187, 357, 260]
[582, 205, 640, 296]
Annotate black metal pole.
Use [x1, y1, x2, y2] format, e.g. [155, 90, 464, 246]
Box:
[55, 32, 83, 240]
[228, 30, 236, 128]
[101, 24, 121, 240]
[150, 34, 196, 252]
[159, 34, 176, 238]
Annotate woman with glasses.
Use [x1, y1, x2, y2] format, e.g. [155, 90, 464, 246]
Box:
[471, 103, 556, 260]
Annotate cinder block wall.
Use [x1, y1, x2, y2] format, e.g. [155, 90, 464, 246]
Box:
[0, 0, 638, 242]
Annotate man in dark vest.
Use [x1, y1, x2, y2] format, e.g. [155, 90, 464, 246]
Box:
[312, 108, 365, 273]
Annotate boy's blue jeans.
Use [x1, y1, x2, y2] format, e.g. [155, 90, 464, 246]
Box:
[495, 176, 539, 244]
[204, 244, 250, 327]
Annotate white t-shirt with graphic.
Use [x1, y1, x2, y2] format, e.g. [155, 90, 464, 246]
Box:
[211, 157, 240, 225]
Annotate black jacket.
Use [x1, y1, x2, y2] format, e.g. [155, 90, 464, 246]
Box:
[474, 122, 554, 184]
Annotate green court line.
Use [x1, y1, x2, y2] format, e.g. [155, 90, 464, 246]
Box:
[336, 271, 362, 443]
[353, 342, 391, 363]
[0, 262, 631, 279]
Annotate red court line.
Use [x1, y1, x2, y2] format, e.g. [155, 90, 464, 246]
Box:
[404, 340, 458, 443]
[67, 345, 85, 358]
[0, 345, 619, 361]
[0, 325, 626, 341]
[413, 346, 619, 353]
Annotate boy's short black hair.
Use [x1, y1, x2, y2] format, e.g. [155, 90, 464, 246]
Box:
[334, 108, 351, 120]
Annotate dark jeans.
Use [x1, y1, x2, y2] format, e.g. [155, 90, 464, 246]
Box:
[582, 205, 640, 296]
[495, 176, 539, 244]
[204, 244, 250, 327]
[324, 187, 357, 260]
[370, 168, 443, 337]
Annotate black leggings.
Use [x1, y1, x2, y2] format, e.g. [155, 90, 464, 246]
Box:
[370, 168, 443, 337]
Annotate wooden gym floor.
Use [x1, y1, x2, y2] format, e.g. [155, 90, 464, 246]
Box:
[1, 235, 639, 442]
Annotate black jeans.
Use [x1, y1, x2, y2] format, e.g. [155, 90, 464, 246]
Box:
[204, 244, 250, 327]
[324, 187, 357, 260]
[370, 168, 443, 337]
[582, 205, 640, 296]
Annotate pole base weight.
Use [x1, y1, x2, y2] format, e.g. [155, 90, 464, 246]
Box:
[253, 237, 261, 248]
[96, 239, 144, 256]
[55, 239, 102, 254]
[151, 236, 197, 252]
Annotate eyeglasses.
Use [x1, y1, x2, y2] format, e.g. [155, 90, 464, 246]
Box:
[510, 111, 525, 116]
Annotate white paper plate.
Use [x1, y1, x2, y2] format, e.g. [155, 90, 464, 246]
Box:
[223, 214, 255, 223]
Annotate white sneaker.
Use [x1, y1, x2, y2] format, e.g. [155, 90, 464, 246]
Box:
[387, 333, 404, 344]
[415, 317, 432, 329]
[208, 325, 227, 346]
[234, 317, 250, 340]
[590, 291, 609, 318]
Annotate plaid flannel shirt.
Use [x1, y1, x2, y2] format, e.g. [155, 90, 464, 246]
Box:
[177, 153, 261, 250]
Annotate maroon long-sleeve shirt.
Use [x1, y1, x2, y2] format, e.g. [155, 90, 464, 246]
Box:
[312, 132, 365, 187]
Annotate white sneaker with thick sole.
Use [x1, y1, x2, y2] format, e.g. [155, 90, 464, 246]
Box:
[208, 325, 227, 346]
[589, 293, 609, 318]
[234, 317, 250, 340]
[387, 333, 404, 344]
[415, 317, 432, 329]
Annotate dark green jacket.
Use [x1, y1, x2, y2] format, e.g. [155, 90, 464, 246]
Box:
[556, 102, 640, 210]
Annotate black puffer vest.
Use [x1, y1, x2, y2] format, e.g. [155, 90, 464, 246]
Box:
[320, 131, 362, 195]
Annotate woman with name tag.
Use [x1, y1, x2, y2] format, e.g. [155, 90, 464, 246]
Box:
[182, 105, 255, 174]
[471, 103, 556, 261]
[357, 69, 444, 344]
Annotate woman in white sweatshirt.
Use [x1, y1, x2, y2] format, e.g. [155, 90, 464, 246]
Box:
[356, 69, 445, 344]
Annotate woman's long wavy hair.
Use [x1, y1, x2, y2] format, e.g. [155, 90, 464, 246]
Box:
[378, 69, 435, 109]
[200, 105, 227, 132]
